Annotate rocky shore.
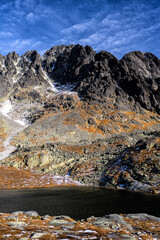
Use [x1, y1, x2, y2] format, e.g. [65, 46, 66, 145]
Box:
[0, 211, 159, 239]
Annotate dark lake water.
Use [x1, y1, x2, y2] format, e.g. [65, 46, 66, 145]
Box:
[0, 186, 160, 220]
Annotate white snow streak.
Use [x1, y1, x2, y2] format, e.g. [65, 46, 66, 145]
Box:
[0, 133, 16, 160]
[0, 100, 27, 160]
[14, 119, 26, 126]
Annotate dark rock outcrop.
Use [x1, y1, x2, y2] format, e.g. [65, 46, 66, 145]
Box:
[120, 51, 160, 114]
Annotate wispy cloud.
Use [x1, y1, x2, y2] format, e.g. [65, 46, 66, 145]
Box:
[0, 0, 159, 59]
[0, 31, 13, 37]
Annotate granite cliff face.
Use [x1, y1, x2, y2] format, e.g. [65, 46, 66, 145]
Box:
[0, 44, 159, 193]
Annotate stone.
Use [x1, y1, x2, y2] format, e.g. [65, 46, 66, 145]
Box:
[6, 215, 18, 221]
[41, 214, 50, 220]
[108, 214, 132, 231]
[52, 215, 73, 220]
[31, 233, 45, 239]
[7, 221, 27, 229]
[92, 217, 116, 230]
[39, 154, 50, 166]
[19, 238, 30, 240]
[126, 213, 160, 222]
[119, 234, 136, 240]
[25, 211, 39, 217]
[12, 211, 24, 215]
[128, 181, 151, 193]
[24, 154, 40, 169]
[49, 219, 71, 226]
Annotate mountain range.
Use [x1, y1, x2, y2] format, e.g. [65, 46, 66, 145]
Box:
[0, 44, 159, 193]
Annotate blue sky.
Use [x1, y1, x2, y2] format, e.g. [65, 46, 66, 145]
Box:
[0, 0, 160, 59]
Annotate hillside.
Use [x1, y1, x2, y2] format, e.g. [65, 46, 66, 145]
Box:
[0, 44, 159, 193]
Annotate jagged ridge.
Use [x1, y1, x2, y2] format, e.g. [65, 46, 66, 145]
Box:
[0, 44, 160, 113]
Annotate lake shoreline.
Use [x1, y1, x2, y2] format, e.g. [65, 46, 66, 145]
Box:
[0, 166, 159, 196]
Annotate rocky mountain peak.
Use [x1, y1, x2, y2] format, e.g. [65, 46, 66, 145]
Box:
[42, 44, 74, 73]
[6, 51, 19, 62]
[0, 44, 159, 114]
[120, 51, 160, 113]
[121, 51, 160, 78]
[50, 44, 96, 87]
[23, 50, 40, 63]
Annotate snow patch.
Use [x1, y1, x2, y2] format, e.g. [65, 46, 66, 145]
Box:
[0, 100, 12, 116]
[78, 230, 97, 234]
[41, 68, 58, 92]
[0, 100, 28, 126]
[41, 65, 79, 98]
[12, 58, 22, 83]
[0, 58, 5, 70]
[0, 133, 16, 160]
[48, 78, 58, 92]
[14, 119, 26, 126]
[34, 86, 41, 90]
[39, 174, 83, 186]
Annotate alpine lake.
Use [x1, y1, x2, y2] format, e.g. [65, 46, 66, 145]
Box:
[0, 186, 160, 220]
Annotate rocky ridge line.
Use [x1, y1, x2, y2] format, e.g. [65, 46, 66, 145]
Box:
[0, 44, 160, 114]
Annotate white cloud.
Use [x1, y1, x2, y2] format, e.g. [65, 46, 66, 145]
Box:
[62, 18, 96, 34]
[0, 31, 13, 37]
[79, 30, 106, 46]
[32, 41, 43, 48]
[10, 39, 33, 52]
[101, 17, 119, 27]
[26, 12, 35, 23]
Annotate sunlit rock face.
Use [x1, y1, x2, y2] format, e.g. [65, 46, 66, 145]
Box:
[0, 44, 159, 193]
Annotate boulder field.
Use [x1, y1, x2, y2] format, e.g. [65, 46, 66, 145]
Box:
[0, 212, 160, 239]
